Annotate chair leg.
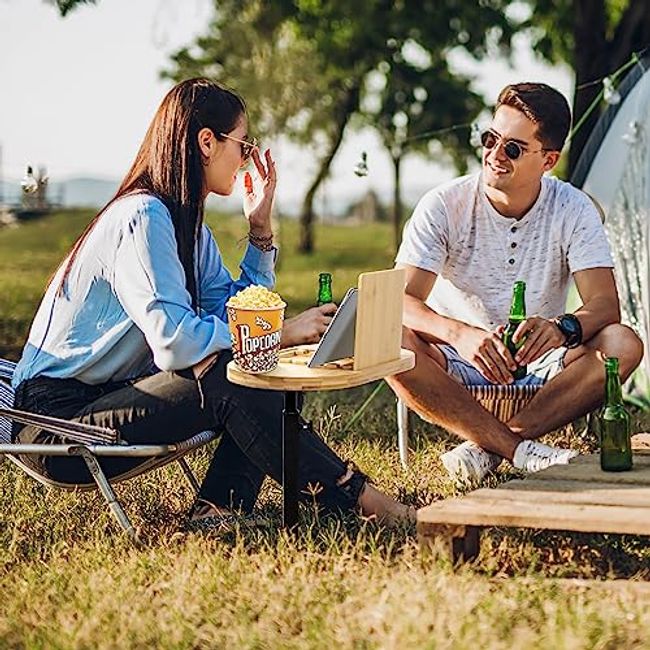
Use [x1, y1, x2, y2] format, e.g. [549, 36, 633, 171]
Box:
[74, 447, 140, 545]
[177, 457, 200, 494]
[397, 398, 410, 468]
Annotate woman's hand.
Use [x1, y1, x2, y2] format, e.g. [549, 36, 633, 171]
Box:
[281, 304, 337, 348]
[244, 148, 277, 237]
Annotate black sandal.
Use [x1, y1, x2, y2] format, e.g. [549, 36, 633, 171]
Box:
[184, 499, 272, 534]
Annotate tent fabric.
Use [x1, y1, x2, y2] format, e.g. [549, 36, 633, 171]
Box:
[572, 53, 650, 392]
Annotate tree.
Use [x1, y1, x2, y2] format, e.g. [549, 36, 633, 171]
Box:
[276, 1, 518, 253]
[520, 0, 650, 174]
[165, 1, 365, 253]
[368, 58, 483, 253]
[167, 0, 518, 253]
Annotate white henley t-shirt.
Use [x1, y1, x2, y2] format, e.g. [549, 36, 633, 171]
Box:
[396, 173, 614, 332]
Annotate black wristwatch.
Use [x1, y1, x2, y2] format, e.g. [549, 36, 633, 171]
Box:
[554, 313, 583, 348]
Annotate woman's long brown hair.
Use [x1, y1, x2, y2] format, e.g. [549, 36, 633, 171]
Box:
[57, 78, 246, 309]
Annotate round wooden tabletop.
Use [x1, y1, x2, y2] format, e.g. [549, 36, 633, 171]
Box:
[227, 347, 415, 392]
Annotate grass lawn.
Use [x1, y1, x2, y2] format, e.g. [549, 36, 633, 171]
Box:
[1, 209, 649, 649]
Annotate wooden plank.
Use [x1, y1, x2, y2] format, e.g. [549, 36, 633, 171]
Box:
[632, 432, 650, 452]
[417, 498, 650, 535]
[525, 453, 650, 485]
[417, 524, 480, 564]
[353, 269, 405, 371]
[473, 481, 650, 507]
[226, 349, 414, 391]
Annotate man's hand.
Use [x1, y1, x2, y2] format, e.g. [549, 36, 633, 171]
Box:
[280, 303, 337, 348]
[513, 316, 565, 365]
[455, 326, 517, 384]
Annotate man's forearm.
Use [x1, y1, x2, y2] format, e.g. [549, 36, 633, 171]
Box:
[403, 294, 474, 347]
[573, 297, 620, 343]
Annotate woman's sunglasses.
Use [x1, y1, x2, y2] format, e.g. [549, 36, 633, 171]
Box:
[219, 132, 259, 163]
[480, 130, 546, 161]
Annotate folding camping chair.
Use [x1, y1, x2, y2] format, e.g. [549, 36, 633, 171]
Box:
[0, 358, 218, 544]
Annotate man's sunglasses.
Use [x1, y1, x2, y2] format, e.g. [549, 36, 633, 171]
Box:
[219, 132, 259, 163]
[480, 130, 546, 161]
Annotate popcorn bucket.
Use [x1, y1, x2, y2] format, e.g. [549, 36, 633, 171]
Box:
[227, 302, 286, 373]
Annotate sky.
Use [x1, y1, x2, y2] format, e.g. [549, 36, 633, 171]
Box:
[0, 0, 572, 215]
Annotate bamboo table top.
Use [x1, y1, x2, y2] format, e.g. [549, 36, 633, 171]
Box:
[418, 442, 650, 538]
[227, 345, 415, 392]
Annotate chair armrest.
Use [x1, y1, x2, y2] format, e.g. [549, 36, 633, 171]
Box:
[0, 407, 120, 445]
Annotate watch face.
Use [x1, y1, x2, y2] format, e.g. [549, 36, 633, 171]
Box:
[559, 315, 581, 346]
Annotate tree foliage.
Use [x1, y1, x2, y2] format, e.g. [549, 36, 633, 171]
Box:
[367, 52, 484, 252]
[520, 0, 650, 173]
[166, 0, 518, 253]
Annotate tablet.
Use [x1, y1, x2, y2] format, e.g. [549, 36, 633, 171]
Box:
[308, 288, 357, 367]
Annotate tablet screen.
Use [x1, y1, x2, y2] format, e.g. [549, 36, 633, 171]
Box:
[308, 288, 357, 367]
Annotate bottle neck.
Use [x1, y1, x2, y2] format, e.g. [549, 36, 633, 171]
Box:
[605, 366, 623, 406]
[509, 286, 526, 322]
[318, 281, 332, 304]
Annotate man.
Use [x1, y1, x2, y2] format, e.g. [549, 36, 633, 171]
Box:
[389, 82, 643, 483]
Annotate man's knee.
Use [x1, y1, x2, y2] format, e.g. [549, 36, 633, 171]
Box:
[401, 325, 422, 351]
[389, 327, 447, 395]
[590, 323, 644, 376]
[400, 326, 446, 366]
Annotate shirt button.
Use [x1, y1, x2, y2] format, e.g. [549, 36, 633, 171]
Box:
[510, 226, 517, 233]
[508, 258, 515, 265]
[510, 242, 517, 248]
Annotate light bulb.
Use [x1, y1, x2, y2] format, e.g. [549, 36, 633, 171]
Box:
[21, 166, 38, 194]
[602, 76, 621, 105]
[354, 151, 368, 177]
[469, 123, 482, 148]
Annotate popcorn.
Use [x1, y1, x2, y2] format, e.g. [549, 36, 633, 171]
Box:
[227, 285, 286, 373]
[227, 285, 284, 309]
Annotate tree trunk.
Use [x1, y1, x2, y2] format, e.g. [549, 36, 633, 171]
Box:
[568, 0, 607, 176]
[298, 83, 360, 254]
[392, 153, 403, 256]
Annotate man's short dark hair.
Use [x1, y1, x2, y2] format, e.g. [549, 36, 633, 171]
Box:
[496, 83, 571, 151]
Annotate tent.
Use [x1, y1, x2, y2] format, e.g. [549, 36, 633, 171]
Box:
[573, 52, 650, 395]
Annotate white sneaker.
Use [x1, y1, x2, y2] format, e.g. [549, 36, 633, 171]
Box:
[512, 440, 579, 473]
[440, 440, 502, 485]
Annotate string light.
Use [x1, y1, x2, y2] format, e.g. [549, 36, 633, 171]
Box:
[469, 123, 483, 148]
[350, 47, 649, 174]
[602, 76, 622, 105]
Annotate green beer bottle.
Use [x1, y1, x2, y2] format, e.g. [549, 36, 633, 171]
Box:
[501, 280, 526, 380]
[317, 272, 333, 306]
[598, 357, 632, 471]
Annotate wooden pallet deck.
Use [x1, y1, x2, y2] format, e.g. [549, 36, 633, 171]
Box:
[417, 438, 650, 563]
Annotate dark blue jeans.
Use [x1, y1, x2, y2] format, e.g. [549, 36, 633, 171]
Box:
[13, 351, 366, 514]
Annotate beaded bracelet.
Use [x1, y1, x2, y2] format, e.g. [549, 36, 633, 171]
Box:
[248, 232, 274, 252]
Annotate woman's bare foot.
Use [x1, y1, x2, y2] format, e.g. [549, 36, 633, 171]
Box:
[189, 498, 233, 522]
[357, 484, 416, 527]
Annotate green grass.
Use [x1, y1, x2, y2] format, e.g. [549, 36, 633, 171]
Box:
[1, 209, 650, 649]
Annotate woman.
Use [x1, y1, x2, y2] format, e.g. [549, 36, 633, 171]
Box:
[11, 78, 412, 529]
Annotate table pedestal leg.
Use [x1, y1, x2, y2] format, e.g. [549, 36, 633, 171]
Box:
[282, 390, 300, 528]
